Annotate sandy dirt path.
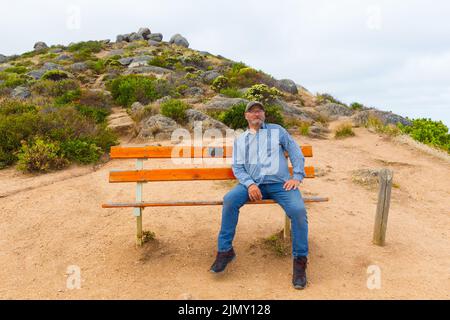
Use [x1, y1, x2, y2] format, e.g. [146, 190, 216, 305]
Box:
[0, 127, 449, 299]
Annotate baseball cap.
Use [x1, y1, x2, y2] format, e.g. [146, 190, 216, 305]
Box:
[245, 101, 265, 113]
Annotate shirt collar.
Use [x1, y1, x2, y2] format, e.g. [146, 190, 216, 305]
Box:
[245, 122, 267, 136]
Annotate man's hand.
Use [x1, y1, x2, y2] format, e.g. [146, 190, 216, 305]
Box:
[248, 184, 263, 201]
[283, 179, 302, 191]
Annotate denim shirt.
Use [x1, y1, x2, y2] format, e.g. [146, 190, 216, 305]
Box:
[232, 122, 306, 188]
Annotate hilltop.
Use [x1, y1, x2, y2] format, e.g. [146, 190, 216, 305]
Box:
[2, 26, 438, 174]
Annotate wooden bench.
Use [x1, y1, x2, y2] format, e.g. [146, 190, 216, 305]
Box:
[102, 145, 329, 246]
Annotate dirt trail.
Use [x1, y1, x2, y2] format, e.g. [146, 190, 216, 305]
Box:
[0, 127, 449, 299]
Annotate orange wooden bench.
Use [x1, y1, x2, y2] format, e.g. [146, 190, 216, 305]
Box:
[102, 145, 329, 246]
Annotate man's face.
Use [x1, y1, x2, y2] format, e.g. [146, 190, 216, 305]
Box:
[245, 106, 265, 126]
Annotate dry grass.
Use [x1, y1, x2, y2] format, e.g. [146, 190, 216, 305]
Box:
[142, 230, 156, 243]
[334, 122, 355, 139]
[262, 229, 290, 256]
[365, 116, 401, 137]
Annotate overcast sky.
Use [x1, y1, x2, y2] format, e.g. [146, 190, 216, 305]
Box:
[1, 0, 449, 127]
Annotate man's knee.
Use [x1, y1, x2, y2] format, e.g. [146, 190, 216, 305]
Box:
[223, 185, 248, 208]
[285, 202, 307, 220]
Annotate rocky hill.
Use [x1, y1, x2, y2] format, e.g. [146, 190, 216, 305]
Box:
[0, 27, 438, 172]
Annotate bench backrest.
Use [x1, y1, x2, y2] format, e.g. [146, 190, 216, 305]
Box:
[108, 145, 315, 183]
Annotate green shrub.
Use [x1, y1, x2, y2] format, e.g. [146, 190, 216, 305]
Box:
[68, 41, 104, 54]
[67, 41, 104, 63]
[3, 66, 28, 74]
[350, 102, 364, 111]
[31, 79, 80, 97]
[0, 72, 29, 88]
[264, 105, 285, 127]
[176, 84, 189, 96]
[43, 108, 117, 156]
[205, 110, 223, 121]
[219, 87, 243, 98]
[72, 50, 96, 62]
[60, 139, 102, 164]
[211, 76, 229, 92]
[41, 69, 69, 81]
[54, 88, 81, 105]
[218, 102, 247, 129]
[86, 58, 121, 74]
[86, 59, 106, 74]
[75, 105, 109, 123]
[398, 118, 450, 152]
[0, 100, 37, 115]
[37, 106, 116, 152]
[223, 62, 274, 88]
[160, 99, 190, 124]
[182, 53, 205, 67]
[0, 111, 40, 167]
[148, 51, 181, 69]
[12, 60, 34, 68]
[148, 55, 170, 68]
[86, 124, 118, 151]
[0, 102, 118, 170]
[16, 137, 69, 172]
[244, 84, 282, 104]
[229, 67, 269, 88]
[184, 72, 199, 80]
[21, 49, 48, 59]
[228, 62, 247, 74]
[38, 53, 58, 63]
[107, 75, 160, 107]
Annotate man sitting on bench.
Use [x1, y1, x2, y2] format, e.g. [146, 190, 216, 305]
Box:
[210, 101, 309, 290]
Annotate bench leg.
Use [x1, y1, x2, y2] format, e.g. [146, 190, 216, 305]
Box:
[135, 159, 144, 247]
[283, 215, 291, 241]
[136, 210, 143, 247]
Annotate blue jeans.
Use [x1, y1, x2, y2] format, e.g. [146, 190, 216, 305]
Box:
[217, 182, 308, 257]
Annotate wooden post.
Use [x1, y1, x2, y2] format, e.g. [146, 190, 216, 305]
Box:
[283, 216, 291, 241]
[134, 159, 144, 247]
[373, 169, 393, 246]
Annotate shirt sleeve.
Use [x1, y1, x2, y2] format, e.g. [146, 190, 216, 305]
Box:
[231, 138, 255, 188]
[279, 127, 306, 181]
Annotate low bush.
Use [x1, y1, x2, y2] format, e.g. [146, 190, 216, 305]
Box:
[107, 75, 160, 107]
[398, 118, 450, 152]
[16, 137, 69, 172]
[243, 84, 282, 104]
[160, 99, 191, 124]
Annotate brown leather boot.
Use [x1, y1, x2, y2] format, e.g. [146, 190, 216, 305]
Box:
[210, 248, 236, 273]
[293, 256, 307, 289]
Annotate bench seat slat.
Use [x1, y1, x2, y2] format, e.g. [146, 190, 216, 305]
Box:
[109, 145, 313, 159]
[102, 196, 329, 208]
[109, 167, 315, 183]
